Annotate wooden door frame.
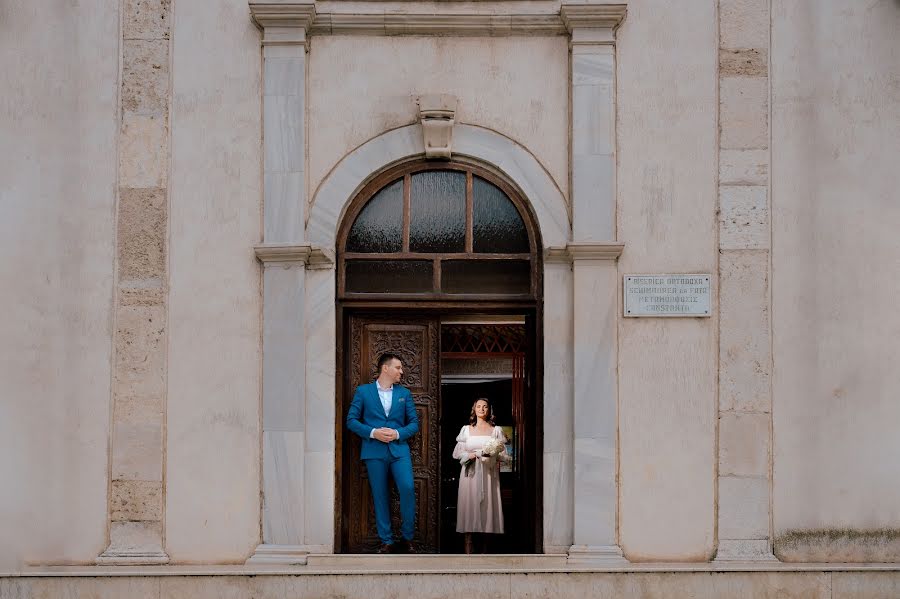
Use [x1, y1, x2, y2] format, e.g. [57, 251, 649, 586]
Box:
[334, 302, 544, 553]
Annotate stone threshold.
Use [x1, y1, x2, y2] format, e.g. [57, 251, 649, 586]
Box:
[6, 556, 900, 577]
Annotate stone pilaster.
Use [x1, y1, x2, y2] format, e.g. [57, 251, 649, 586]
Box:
[566, 243, 625, 565]
[98, 0, 173, 565]
[715, 0, 776, 562]
[561, 2, 627, 566]
[246, 1, 320, 565]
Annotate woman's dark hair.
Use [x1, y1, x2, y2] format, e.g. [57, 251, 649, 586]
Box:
[469, 397, 495, 426]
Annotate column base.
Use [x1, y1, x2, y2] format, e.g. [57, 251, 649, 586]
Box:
[567, 544, 628, 565]
[97, 521, 169, 565]
[246, 544, 326, 565]
[714, 539, 779, 562]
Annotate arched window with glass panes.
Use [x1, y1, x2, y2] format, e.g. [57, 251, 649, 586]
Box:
[337, 162, 540, 299]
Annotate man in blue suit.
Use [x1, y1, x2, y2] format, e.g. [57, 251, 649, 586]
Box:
[346, 352, 419, 553]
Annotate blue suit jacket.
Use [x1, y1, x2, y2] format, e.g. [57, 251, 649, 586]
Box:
[346, 382, 419, 460]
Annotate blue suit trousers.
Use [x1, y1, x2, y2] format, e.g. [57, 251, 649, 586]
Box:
[364, 455, 415, 544]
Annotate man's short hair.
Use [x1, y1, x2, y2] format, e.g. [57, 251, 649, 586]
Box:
[377, 352, 402, 371]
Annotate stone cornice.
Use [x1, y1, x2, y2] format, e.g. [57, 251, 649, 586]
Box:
[249, 2, 627, 38]
[250, 1, 316, 28]
[250, 1, 316, 45]
[544, 247, 573, 264]
[544, 242, 625, 263]
[254, 243, 335, 268]
[559, 4, 627, 32]
[567, 242, 624, 260]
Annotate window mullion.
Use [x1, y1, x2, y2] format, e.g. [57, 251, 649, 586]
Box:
[402, 173, 411, 252]
[433, 258, 442, 293]
[465, 171, 474, 254]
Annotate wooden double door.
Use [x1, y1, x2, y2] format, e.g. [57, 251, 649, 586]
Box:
[338, 313, 540, 554]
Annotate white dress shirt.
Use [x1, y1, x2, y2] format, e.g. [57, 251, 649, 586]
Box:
[370, 382, 399, 440]
[376, 382, 393, 415]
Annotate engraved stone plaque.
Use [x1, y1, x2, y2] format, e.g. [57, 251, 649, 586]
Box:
[624, 274, 711, 317]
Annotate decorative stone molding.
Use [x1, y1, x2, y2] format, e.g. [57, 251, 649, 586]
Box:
[247, 5, 628, 39]
[544, 243, 625, 263]
[560, 4, 627, 45]
[417, 94, 457, 160]
[566, 242, 625, 261]
[250, 1, 316, 47]
[311, 12, 566, 36]
[254, 243, 335, 268]
[543, 246, 572, 264]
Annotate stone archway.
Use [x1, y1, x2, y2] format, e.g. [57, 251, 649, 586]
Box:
[307, 123, 570, 250]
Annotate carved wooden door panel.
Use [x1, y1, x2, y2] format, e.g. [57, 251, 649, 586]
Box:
[344, 315, 440, 552]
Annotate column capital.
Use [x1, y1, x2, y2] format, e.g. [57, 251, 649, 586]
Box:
[255, 243, 335, 269]
[568, 241, 625, 261]
[250, 1, 316, 47]
[560, 4, 627, 45]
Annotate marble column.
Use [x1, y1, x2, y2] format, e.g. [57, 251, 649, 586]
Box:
[247, 1, 319, 565]
[561, 3, 628, 565]
[542, 251, 575, 554]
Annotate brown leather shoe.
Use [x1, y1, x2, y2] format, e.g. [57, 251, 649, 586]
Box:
[376, 543, 393, 554]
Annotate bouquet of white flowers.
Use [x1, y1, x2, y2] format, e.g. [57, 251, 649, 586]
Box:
[480, 437, 504, 458]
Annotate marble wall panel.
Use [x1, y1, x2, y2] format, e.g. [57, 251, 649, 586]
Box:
[303, 450, 335, 548]
[262, 266, 306, 432]
[263, 431, 305, 546]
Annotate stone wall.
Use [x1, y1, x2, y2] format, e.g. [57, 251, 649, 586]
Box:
[0, 0, 119, 569]
[715, 0, 773, 561]
[770, 0, 900, 561]
[165, 0, 263, 562]
[616, 0, 719, 560]
[2, 0, 900, 569]
[307, 35, 569, 209]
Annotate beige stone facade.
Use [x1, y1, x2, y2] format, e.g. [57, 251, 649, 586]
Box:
[1, 0, 899, 594]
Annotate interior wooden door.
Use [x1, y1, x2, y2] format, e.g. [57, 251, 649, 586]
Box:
[343, 314, 440, 552]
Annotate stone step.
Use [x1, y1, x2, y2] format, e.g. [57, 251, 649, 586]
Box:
[305, 553, 568, 570]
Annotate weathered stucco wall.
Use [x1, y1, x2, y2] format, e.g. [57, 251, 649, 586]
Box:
[771, 0, 900, 561]
[165, 0, 263, 561]
[0, 1, 119, 568]
[616, 0, 719, 560]
[307, 35, 569, 210]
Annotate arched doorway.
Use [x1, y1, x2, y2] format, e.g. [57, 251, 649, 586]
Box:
[334, 159, 543, 553]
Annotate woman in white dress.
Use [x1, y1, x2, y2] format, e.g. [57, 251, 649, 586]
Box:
[452, 397, 510, 554]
